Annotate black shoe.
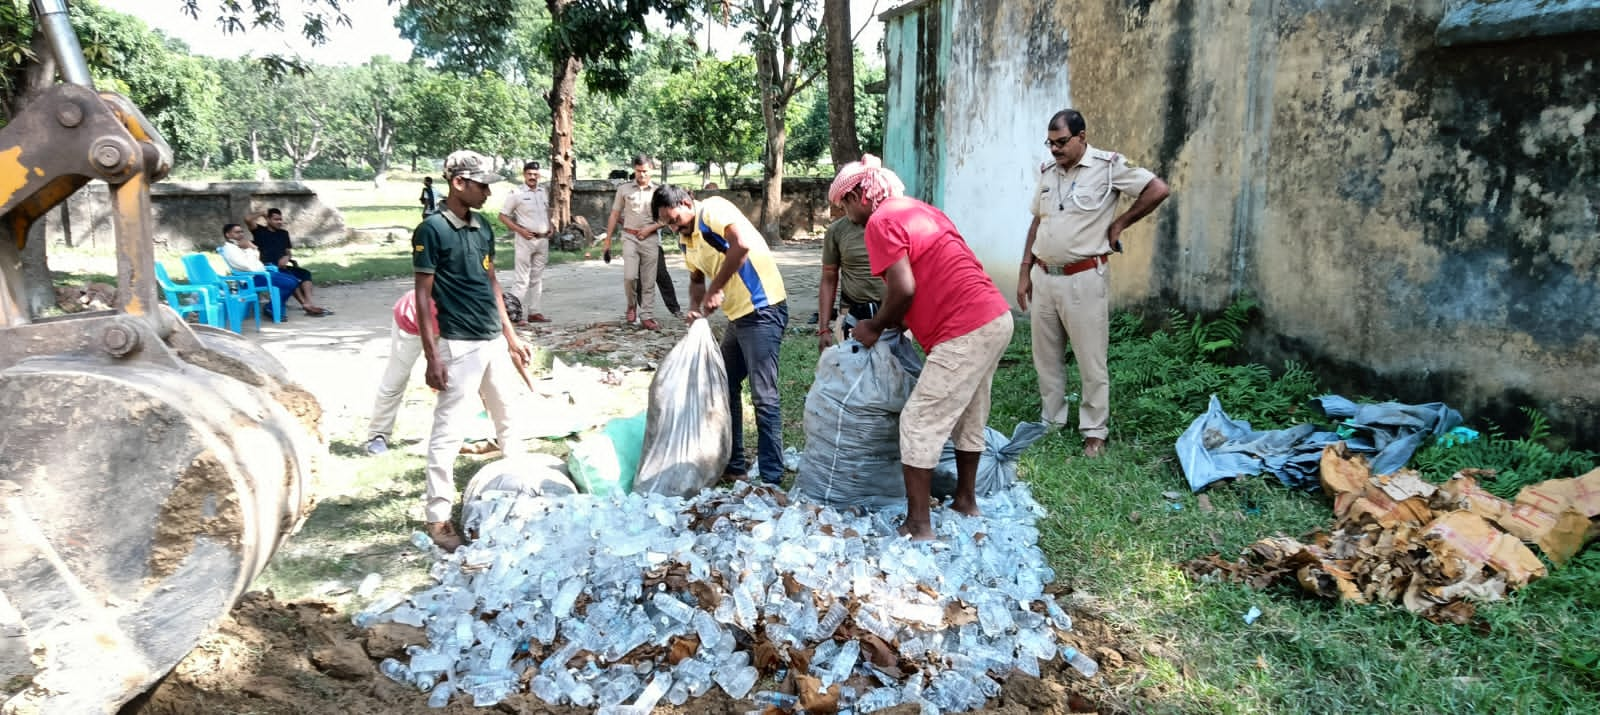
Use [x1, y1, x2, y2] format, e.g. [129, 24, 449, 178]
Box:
[808, 312, 820, 324]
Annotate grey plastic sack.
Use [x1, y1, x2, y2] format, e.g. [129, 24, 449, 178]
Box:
[635, 319, 732, 497]
[931, 421, 1050, 498]
[462, 454, 577, 534]
[794, 332, 923, 509]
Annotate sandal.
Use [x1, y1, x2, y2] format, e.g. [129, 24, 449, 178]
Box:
[304, 306, 333, 317]
[640, 319, 661, 331]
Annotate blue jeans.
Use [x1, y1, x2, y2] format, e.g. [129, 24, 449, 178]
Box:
[722, 302, 787, 482]
[267, 270, 301, 306]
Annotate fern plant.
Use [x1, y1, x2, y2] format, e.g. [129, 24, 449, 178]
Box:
[1411, 408, 1596, 499]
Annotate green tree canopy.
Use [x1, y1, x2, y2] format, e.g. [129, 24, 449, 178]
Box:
[653, 54, 764, 184]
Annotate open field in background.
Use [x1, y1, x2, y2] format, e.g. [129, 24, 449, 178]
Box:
[49, 180, 601, 290]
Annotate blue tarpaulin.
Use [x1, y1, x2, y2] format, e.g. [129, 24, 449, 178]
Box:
[1176, 395, 1464, 492]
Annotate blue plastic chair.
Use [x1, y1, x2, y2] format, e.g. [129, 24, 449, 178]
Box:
[216, 247, 284, 323]
[181, 253, 259, 333]
[154, 262, 225, 327]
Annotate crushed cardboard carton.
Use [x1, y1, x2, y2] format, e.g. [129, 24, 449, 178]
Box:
[1183, 446, 1598, 623]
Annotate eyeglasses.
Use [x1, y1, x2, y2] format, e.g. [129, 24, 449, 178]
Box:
[1045, 136, 1077, 149]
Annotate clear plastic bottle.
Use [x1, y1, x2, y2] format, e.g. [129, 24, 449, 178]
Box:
[828, 640, 860, 686]
[377, 658, 410, 685]
[815, 600, 848, 639]
[1061, 646, 1099, 677]
[750, 690, 798, 709]
[410, 530, 435, 553]
[426, 682, 451, 708]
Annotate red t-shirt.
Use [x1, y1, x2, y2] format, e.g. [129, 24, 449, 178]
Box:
[863, 197, 1010, 350]
[393, 289, 439, 336]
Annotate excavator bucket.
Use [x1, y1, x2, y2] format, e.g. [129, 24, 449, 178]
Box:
[0, 2, 321, 712]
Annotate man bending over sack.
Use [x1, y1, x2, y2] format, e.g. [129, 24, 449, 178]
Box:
[829, 156, 1014, 540]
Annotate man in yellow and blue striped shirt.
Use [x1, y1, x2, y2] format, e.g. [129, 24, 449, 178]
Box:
[653, 185, 789, 484]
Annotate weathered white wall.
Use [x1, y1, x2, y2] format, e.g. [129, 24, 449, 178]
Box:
[938, 3, 1075, 303]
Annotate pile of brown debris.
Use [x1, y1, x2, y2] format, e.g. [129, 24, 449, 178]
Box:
[1184, 445, 1599, 623]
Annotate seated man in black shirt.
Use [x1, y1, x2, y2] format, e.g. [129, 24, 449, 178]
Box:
[244, 207, 332, 316]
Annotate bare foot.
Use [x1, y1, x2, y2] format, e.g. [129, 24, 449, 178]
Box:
[897, 520, 936, 541]
[949, 498, 982, 517]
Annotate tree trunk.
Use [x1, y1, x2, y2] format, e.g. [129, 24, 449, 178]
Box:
[250, 130, 261, 164]
[545, 0, 581, 230]
[823, 0, 861, 167]
[546, 53, 581, 230]
[755, 47, 785, 242]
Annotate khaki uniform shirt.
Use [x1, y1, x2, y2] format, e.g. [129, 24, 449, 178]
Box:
[611, 180, 659, 233]
[1030, 144, 1156, 264]
[500, 183, 551, 235]
[821, 218, 883, 305]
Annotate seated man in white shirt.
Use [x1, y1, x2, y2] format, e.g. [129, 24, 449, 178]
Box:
[219, 223, 326, 316]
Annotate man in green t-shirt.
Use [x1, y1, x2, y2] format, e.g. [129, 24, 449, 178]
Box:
[817, 216, 885, 350]
[413, 149, 532, 552]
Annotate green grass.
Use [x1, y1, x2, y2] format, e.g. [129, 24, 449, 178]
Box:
[771, 303, 1599, 714]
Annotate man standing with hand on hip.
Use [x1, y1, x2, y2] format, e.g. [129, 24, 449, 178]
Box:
[413, 150, 532, 552]
[1017, 108, 1169, 458]
[499, 160, 553, 324]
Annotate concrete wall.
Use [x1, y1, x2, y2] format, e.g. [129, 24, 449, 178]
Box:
[37, 181, 348, 253]
[568, 177, 836, 241]
[883, 0, 1600, 444]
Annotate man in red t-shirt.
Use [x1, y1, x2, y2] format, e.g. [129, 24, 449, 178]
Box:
[829, 155, 1015, 541]
[362, 290, 497, 457]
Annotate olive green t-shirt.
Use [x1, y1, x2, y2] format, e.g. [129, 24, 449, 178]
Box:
[821, 218, 883, 305]
[411, 209, 502, 341]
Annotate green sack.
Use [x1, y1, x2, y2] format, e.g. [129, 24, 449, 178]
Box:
[566, 412, 647, 496]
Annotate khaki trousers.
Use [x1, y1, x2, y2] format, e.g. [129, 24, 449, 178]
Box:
[511, 235, 549, 314]
[622, 233, 659, 320]
[423, 335, 526, 523]
[1030, 264, 1110, 440]
[900, 312, 1015, 469]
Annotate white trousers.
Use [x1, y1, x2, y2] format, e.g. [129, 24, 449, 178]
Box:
[424, 335, 525, 523]
[365, 322, 423, 441]
[511, 236, 549, 314]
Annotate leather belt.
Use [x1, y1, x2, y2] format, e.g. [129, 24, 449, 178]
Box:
[1033, 255, 1107, 276]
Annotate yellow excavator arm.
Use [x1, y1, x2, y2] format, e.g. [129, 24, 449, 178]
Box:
[0, 3, 322, 712]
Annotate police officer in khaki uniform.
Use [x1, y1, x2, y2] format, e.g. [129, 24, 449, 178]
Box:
[1017, 109, 1170, 458]
[600, 155, 666, 330]
[499, 161, 552, 323]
